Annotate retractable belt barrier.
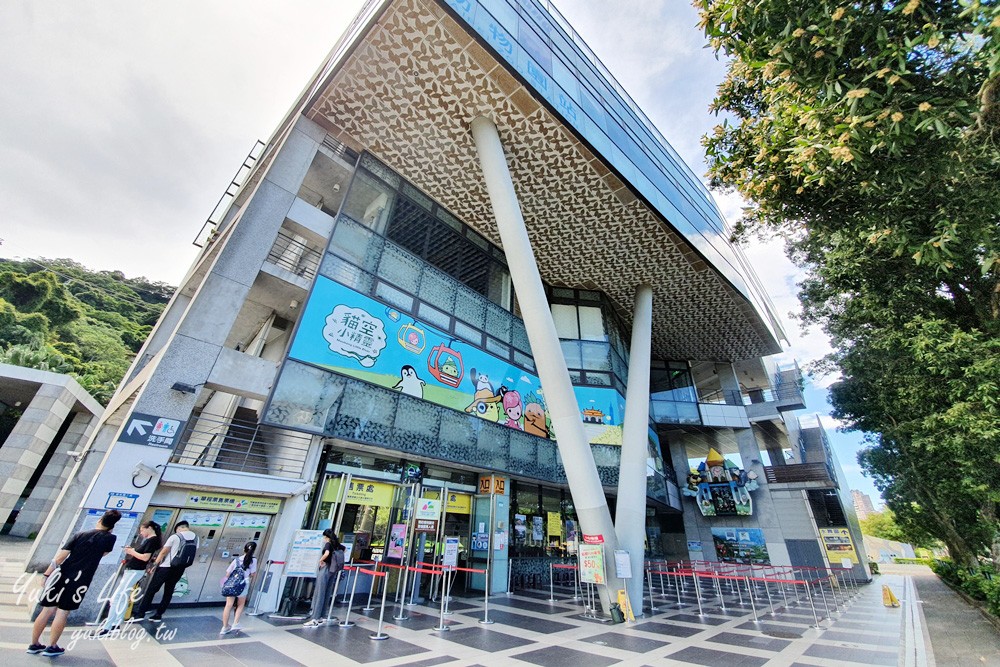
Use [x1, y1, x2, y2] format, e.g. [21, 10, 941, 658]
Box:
[644, 559, 861, 627]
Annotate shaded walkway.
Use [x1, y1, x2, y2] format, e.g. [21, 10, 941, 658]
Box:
[886, 563, 1000, 666]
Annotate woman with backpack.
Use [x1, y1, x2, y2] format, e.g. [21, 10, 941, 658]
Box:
[303, 530, 344, 627]
[220, 541, 257, 635]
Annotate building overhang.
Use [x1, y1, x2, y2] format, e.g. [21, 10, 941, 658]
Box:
[301, 0, 782, 361]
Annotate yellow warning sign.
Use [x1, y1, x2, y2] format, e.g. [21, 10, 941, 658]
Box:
[882, 584, 900, 607]
[616, 589, 635, 622]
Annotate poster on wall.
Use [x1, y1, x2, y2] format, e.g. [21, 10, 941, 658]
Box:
[547, 512, 561, 537]
[514, 514, 527, 540]
[531, 516, 544, 541]
[387, 523, 407, 560]
[819, 528, 859, 564]
[286, 276, 625, 444]
[710, 527, 770, 565]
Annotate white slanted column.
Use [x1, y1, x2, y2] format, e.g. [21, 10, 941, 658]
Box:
[471, 116, 623, 614]
[616, 283, 653, 617]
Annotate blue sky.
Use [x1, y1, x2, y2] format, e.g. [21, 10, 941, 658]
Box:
[0, 0, 881, 506]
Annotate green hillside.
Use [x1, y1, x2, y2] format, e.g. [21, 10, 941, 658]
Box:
[0, 257, 173, 404]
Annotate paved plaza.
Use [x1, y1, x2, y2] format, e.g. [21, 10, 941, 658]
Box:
[1, 538, 997, 666]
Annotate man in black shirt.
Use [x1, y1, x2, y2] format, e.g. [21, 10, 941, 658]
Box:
[29, 509, 121, 657]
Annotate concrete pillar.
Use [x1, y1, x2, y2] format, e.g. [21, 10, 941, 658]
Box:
[470, 116, 623, 613]
[616, 284, 652, 616]
[0, 384, 75, 525]
[10, 411, 96, 538]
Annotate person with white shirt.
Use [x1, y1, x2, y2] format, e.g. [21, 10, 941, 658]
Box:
[133, 520, 198, 623]
[220, 541, 257, 635]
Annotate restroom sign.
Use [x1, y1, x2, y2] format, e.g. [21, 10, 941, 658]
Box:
[479, 476, 505, 495]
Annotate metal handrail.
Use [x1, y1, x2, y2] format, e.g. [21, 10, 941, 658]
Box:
[170, 411, 312, 478]
[266, 229, 322, 280]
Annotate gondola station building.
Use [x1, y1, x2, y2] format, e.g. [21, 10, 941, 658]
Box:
[29, 0, 868, 618]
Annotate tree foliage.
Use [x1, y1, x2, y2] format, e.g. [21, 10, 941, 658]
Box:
[698, 0, 1000, 564]
[0, 258, 173, 404]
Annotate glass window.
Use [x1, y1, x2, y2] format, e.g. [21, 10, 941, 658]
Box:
[375, 281, 413, 312]
[454, 320, 483, 346]
[578, 306, 605, 341]
[320, 254, 374, 294]
[560, 340, 582, 368]
[417, 302, 450, 331]
[329, 218, 383, 272]
[485, 337, 509, 359]
[486, 303, 511, 343]
[378, 243, 421, 293]
[454, 287, 487, 329]
[579, 341, 611, 371]
[418, 266, 456, 312]
[264, 361, 346, 432]
[552, 304, 579, 339]
[340, 171, 395, 233]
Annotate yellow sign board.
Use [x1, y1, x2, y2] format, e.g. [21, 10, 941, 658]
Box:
[547, 511, 562, 537]
[184, 493, 281, 514]
[423, 489, 472, 514]
[478, 476, 506, 495]
[323, 478, 395, 507]
[819, 527, 859, 564]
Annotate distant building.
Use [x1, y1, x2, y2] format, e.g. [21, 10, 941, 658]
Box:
[852, 489, 876, 521]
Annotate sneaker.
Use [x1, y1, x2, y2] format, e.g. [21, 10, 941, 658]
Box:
[26, 643, 45, 654]
[302, 619, 321, 627]
[219, 625, 231, 635]
[41, 645, 65, 657]
[148, 616, 163, 623]
[229, 624, 242, 632]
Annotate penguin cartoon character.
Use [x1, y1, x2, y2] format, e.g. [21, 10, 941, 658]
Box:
[394, 365, 425, 398]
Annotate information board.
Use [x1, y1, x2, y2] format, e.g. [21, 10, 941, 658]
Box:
[286, 530, 324, 578]
[579, 544, 605, 585]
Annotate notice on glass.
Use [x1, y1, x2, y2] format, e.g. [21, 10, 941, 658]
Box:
[579, 544, 605, 585]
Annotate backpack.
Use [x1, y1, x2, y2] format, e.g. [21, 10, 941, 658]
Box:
[170, 534, 198, 568]
[331, 548, 345, 573]
[221, 559, 247, 597]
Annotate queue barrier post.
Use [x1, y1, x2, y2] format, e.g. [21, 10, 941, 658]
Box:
[338, 566, 361, 628]
[478, 565, 494, 625]
[366, 569, 390, 641]
[434, 568, 452, 632]
[549, 562, 555, 602]
[379, 563, 407, 621]
[325, 569, 344, 624]
[645, 568, 658, 613]
[691, 570, 704, 616]
[745, 575, 758, 623]
[363, 560, 381, 612]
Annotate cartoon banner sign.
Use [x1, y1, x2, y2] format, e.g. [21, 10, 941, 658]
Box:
[289, 276, 625, 444]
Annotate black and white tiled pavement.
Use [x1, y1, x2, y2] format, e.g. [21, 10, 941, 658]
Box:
[0, 568, 918, 666]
